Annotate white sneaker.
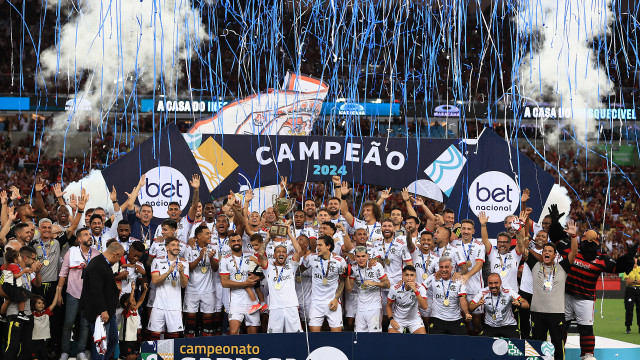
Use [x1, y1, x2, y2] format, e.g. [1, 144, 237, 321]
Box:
[59, 353, 69, 360]
[581, 354, 596, 360]
[76, 352, 87, 360]
[85, 350, 92, 360]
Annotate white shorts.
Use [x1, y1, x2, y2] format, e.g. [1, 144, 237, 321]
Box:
[298, 299, 311, 321]
[183, 292, 215, 313]
[564, 294, 594, 325]
[147, 309, 184, 333]
[395, 317, 425, 334]
[213, 282, 226, 313]
[345, 292, 358, 318]
[268, 307, 302, 333]
[229, 304, 261, 327]
[147, 287, 156, 308]
[309, 301, 343, 328]
[355, 308, 381, 332]
[467, 293, 483, 315]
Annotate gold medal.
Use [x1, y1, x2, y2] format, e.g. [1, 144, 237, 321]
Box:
[235, 273, 242, 281]
[172, 280, 177, 287]
[492, 314, 497, 320]
[422, 273, 428, 280]
[360, 284, 367, 290]
[43, 259, 50, 266]
[296, 275, 302, 283]
[500, 270, 507, 277]
[443, 299, 450, 306]
[543, 281, 552, 288]
[275, 282, 282, 290]
[384, 258, 391, 265]
[466, 261, 472, 268]
[201, 267, 208, 274]
[322, 278, 328, 285]
[145, 242, 149, 250]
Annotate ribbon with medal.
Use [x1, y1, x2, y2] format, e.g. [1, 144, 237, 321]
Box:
[171, 258, 179, 286]
[274, 265, 285, 290]
[462, 242, 473, 269]
[383, 238, 395, 265]
[498, 251, 507, 277]
[141, 225, 150, 249]
[320, 256, 330, 285]
[542, 264, 555, 292]
[441, 278, 452, 306]
[39, 239, 50, 266]
[195, 243, 208, 274]
[232, 254, 244, 281]
[366, 223, 378, 247]
[358, 267, 367, 290]
[420, 252, 430, 280]
[490, 291, 501, 320]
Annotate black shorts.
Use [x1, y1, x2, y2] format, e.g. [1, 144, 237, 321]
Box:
[481, 324, 520, 339]
[429, 317, 467, 335]
[31, 339, 48, 360]
[120, 340, 139, 357]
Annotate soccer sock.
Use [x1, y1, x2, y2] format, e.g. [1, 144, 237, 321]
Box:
[183, 313, 197, 338]
[577, 325, 595, 355]
[147, 331, 162, 341]
[202, 314, 214, 336]
[165, 332, 181, 339]
[213, 313, 223, 335]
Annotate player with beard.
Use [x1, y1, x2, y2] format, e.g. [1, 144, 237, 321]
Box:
[302, 235, 347, 332]
[470, 273, 529, 338]
[433, 226, 456, 258]
[387, 265, 428, 334]
[211, 214, 234, 324]
[346, 246, 389, 332]
[148, 237, 189, 340]
[293, 210, 306, 237]
[152, 175, 201, 244]
[524, 218, 578, 360]
[519, 229, 553, 339]
[373, 219, 412, 330]
[303, 198, 318, 228]
[544, 205, 639, 360]
[257, 222, 304, 333]
[404, 216, 421, 252]
[220, 233, 262, 334]
[411, 231, 438, 329]
[58, 228, 101, 360]
[113, 241, 146, 336]
[451, 219, 486, 335]
[339, 183, 383, 246]
[183, 225, 219, 337]
[88, 214, 107, 251]
[480, 211, 526, 292]
[295, 234, 313, 329]
[425, 256, 472, 335]
[114, 219, 140, 253]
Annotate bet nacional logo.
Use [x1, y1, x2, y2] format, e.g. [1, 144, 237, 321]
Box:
[138, 166, 190, 218]
[468, 171, 520, 222]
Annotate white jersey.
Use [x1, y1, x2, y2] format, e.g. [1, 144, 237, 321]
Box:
[372, 237, 411, 284]
[189, 220, 215, 238]
[343, 243, 379, 266]
[451, 239, 486, 294]
[349, 263, 387, 312]
[433, 243, 457, 258]
[264, 261, 300, 310]
[350, 219, 383, 246]
[117, 237, 142, 253]
[472, 287, 520, 327]
[295, 265, 312, 307]
[148, 241, 187, 260]
[426, 275, 467, 321]
[154, 217, 195, 244]
[183, 244, 216, 294]
[303, 253, 347, 304]
[265, 239, 296, 264]
[150, 257, 190, 311]
[90, 233, 108, 252]
[487, 247, 522, 292]
[411, 250, 438, 282]
[219, 253, 254, 306]
[387, 281, 428, 322]
[120, 260, 144, 294]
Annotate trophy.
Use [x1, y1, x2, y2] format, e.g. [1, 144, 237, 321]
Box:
[270, 195, 296, 237]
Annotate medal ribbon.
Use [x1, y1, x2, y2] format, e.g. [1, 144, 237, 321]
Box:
[420, 252, 429, 274]
[141, 224, 150, 247]
[384, 238, 395, 262]
[542, 263, 556, 284]
[498, 250, 507, 273]
[93, 235, 102, 251]
[490, 291, 501, 319]
[195, 243, 207, 267]
[319, 256, 330, 280]
[218, 236, 228, 258]
[171, 258, 179, 281]
[358, 266, 366, 286]
[463, 242, 473, 262]
[18, 265, 31, 291]
[276, 264, 286, 283]
[232, 254, 244, 278]
[81, 247, 92, 267]
[39, 239, 49, 261]
[367, 223, 378, 245]
[441, 279, 452, 303]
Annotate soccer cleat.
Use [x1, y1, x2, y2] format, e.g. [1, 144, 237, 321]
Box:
[77, 352, 88, 360]
[626, 328, 631, 334]
[248, 303, 262, 314]
[59, 354, 69, 360]
[580, 353, 596, 360]
[260, 303, 269, 312]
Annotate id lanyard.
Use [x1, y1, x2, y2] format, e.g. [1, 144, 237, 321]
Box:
[93, 235, 102, 251]
[462, 242, 473, 262]
[384, 238, 395, 262]
[490, 291, 501, 319]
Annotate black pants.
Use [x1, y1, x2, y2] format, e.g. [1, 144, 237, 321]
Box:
[429, 317, 467, 335]
[531, 312, 564, 360]
[4, 315, 34, 360]
[625, 286, 640, 329]
[482, 324, 520, 339]
[518, 291, 532, 339]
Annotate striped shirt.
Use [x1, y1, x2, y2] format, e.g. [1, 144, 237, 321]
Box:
[557, 240, 616, 301]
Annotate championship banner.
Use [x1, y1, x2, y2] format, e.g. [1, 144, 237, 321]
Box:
[446, 129, 556, 235]
[102, 124, 554, 227]
[140, 332, 554, 359]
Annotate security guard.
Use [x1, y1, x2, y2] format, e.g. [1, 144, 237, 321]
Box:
[625, 255, 640, 334]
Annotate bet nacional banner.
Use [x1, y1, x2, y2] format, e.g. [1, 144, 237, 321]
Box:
[102, 124, 554, 235]
[140, 333, 554, 360]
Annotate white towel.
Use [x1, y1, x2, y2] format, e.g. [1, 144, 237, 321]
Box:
[69, 246, 88, 269]
[93, 316, 107, 355]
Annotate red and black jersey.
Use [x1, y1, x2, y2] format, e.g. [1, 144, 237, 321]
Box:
[556, 239, 617, 301]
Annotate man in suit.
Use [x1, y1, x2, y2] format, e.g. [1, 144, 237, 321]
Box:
[81, 241, 124, 360]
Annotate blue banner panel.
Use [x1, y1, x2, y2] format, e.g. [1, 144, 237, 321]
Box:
[0, 97, 29, 111]
[321, 102, 400, 116]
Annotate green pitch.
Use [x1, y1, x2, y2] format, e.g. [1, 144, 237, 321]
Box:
[593, 298, 640, 345]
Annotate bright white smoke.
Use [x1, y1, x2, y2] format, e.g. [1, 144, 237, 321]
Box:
[517, 0, 614, 144]
[63, 170, 112, 220]
[39, 0, 207, 131]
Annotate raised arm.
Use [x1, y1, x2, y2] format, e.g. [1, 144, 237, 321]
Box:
[121, 175, 146, 212]
[478, 211, 492, 254]
[565, 220, 579, 264]
[376, 188, 391, 207]
[66, 192, 88, 237]
[339, 182, 355, 227]
[33, 178, 49, 219]
[0, 190, 7, 225]
[133, 283, 149, 310]
[412, 196, 435, 230]
[53, 183, 67, 207]
[336, 222, 353, 253]
[289, 223, 302, 262]
[0, 206, 16, 245]
[187, 175, 200, 221]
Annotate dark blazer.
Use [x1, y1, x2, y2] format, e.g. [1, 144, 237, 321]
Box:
[80, 254, 119, 322]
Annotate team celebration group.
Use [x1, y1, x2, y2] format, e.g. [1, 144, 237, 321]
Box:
[0, 174, 638, 360]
